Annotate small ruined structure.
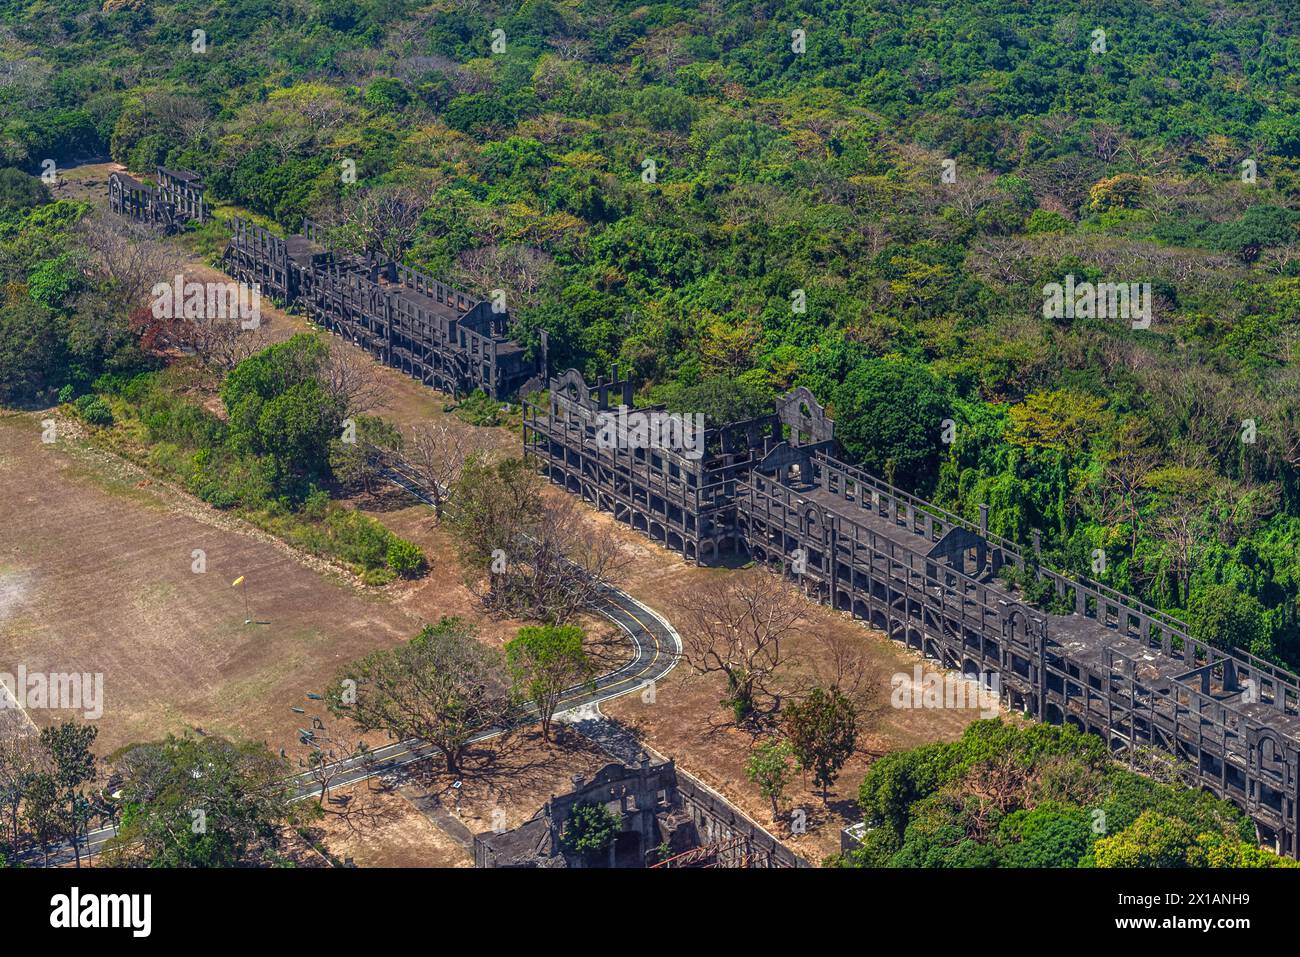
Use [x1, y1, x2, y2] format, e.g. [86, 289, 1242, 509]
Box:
[221, 218, 541, 400]
[528, 369, 1300, 858]
[107, 166, 208, 233]
[474, 753, 803, 868]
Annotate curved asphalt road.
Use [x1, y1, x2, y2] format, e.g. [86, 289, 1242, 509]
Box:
[30, 460, 681, 866]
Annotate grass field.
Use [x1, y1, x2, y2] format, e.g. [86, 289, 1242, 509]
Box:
[0, 411, 424, 754]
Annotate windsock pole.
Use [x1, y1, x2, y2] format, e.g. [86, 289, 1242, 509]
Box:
[233, 575, 249, 624]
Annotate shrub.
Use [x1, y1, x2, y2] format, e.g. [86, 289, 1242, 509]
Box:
[1025, 209, 1071, 234]
[94, 371, 156, 403]
[560, 801, 619, 856]
[323, 509, 392, 571]
[73, 394, 113, 426]
[451, 389, 507, 427]
[386, 538, 427, 578]
[27, 254, 82, 310]
[141, 392, 225, 449]
[361, 567, 396, 586]
[300, 489, 331, 521]
[194, 451, 275, 510]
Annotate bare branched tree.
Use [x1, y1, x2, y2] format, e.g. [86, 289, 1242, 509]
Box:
[514, 494, 628, 623]
[342, 184, 431, 262]
[449, 455, 628, 623]
[407, 421, 468, 521]
[297, 730, 378, 831]
[454, 243, 555, 310]
[76, 210, 183, 308]
[676, 569, 806, 725]
[322, 343, 389, 418]
[0, 733, 46, 852]
[805, 628, 880, 721]
[132, 297, 272, 371]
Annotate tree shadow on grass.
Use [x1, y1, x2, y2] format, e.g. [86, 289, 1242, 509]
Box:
[413, 728, 606, 809]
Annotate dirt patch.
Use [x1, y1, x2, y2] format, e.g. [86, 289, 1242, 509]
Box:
[0, 412, 425, 754]
[294, 726, 616, 867]
[403, 725, 616, 836]
[303, 782, 474, 868]
[47, 160, 121, 205]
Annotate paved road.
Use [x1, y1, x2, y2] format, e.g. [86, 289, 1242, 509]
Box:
[28, 461, 681, 866]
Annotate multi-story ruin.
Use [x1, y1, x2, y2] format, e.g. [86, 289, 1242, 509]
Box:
[107, 166, 209, 233]
[103, 173, 541, 401]
[526, 368, 1300, 857]
[222, 218, 541, 400]
[522, 368, 834, 562]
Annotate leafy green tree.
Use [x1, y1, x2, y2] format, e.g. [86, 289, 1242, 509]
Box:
[364, 78, 409, 113]
[1207, 205, 1300, 262]
[560, 800, 619, 859]
[256, 380, 344, 482]
[27, 254, 83, 311]
[1024, 209, 1071, 234]
[1197, 832, 1300, 868]
[64, 286, 147, 383]
[1090, 811, 1202, 868]
[783, 686, 857, 803]
[996, 806, 1095, 867]
[221, 335, 345, 495]
[891, 792, 1001, 868]
[1188, 584, 1268, 658]
[745, 739, 795, 820]
[657, 375, 775, 425]
[859, 743, 960, 838]
[0, 168, 49, 217]
[505, 624, 592, 742]
[833, 357, 952, 494]
[632, 86, 696, 133]
[0, 296, 64, 405]
[105, 734, 297, 867]
[851, 721, 1288, 868]
[329, 617, 512, 774]
[38, 721, 97, 868]
[23, 773, 61, 865]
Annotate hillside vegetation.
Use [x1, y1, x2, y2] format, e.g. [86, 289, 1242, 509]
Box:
[3, 0, 1300, 671]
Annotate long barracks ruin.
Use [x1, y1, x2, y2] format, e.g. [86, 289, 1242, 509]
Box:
[108, 166, 543, 401]
[525, 367, 1300, 859]
[108, 169, 1300, 859]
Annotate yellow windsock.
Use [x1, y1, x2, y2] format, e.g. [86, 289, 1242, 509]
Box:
[232, 576, 245, 587]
